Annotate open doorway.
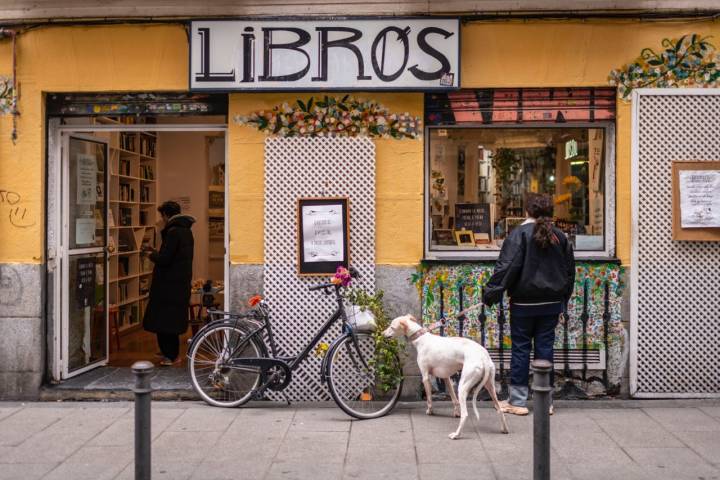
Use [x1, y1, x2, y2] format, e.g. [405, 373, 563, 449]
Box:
[48, 113, 227, 389]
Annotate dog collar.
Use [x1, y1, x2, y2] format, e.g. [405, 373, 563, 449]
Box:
[407, 328, 428, 342]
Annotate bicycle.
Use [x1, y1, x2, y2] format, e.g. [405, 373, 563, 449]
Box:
[186, 267, 403, 419]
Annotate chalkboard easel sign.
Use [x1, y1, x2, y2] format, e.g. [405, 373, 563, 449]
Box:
[455, 203, 492, 240]
[297, 197, 350, 275]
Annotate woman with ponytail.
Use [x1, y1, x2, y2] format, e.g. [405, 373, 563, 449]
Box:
[483, 193, 575, 416]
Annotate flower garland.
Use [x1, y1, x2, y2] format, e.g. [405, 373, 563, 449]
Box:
[608, 34, 720, 99]
[234, 95, 422, 139]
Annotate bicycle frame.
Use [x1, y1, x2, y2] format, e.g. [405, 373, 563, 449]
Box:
[200, 284, 368, 383]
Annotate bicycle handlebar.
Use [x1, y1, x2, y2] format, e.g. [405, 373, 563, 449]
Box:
[309, 283, 336, 292]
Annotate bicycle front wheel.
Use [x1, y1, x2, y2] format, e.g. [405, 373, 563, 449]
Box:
[326, 332, 403, 419]
[188, 325, 263, 408]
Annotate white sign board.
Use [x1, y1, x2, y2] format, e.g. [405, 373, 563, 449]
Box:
[302, 204, 344, 262]
[190, 19, 460, 91]
[679, 170, 720, 228]
[76, 153, 97, 205]
[75, 217, 96, 245]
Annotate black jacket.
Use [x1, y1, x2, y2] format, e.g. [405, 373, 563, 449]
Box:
[143, 214, 195, 335]
[482, 222, 575, 307]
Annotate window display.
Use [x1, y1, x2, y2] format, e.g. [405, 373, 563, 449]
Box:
[428, 127, 606, 253]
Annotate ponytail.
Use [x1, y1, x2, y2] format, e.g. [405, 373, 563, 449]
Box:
[525, 193, 558, 248]
[533, 216, 558, 248]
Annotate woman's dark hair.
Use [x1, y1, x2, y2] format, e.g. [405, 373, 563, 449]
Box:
[158, 200, 181, 218]
[525, 193, 557, 248]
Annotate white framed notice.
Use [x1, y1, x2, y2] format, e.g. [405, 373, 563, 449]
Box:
[671, 161, 720, 241]
[297, 197, 349, 275]
[75, 217, 96, 245]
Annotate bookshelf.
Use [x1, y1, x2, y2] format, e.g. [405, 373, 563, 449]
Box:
[101, 127, 158, 334]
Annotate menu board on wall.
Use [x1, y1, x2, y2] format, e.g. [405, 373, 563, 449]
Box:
[454, 203, 491, 238]
[671, 161, 720, 241]
[297, 198, 349, 275]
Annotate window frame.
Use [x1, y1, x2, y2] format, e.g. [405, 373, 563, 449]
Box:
[423, 122, 616, 261]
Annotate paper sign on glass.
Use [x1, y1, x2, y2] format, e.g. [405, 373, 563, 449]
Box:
[77, 153, 98, 205]
[302, 204, 344, 262]
[75, 218, 97, 245]
[679, 170, 720, 228]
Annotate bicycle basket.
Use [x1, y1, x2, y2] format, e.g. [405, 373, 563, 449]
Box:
[345, 304, 377, 332]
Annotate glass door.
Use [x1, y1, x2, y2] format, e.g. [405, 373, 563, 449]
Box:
[61, 133, 109, 378]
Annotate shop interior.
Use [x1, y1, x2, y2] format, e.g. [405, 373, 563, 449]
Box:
[63, 115, 226, 370]
[428, 127, 606, 252]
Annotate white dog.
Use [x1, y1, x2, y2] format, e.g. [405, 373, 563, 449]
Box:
[383, 314, 509, 439]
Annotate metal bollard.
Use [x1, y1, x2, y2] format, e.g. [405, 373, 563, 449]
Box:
[532, 359, 552, 480]
[132, 361, 154, 480]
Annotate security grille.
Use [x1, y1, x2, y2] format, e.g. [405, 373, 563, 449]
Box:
[264, 137, 376, 401]
[634, 91, 720, 396]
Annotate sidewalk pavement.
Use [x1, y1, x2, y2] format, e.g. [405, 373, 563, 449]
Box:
[0, 400, 718, 480]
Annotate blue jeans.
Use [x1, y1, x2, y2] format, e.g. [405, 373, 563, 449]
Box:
[508, 311, 558, 407]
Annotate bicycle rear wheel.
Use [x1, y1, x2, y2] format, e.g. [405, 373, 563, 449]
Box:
[326, 332, 403, 419]
[188, 324, 262, 407]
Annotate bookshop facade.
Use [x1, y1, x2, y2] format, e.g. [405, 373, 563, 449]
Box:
[1, 17, 720, 399]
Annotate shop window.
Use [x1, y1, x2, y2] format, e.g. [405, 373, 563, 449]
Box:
[427, 125, 610, 256]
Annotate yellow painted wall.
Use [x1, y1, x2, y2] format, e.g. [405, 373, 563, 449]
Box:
[1, 20, 719, 266]
[228, 93, 424, 265]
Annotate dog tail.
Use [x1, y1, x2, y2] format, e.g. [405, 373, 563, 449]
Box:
[472, 365, 492, 421]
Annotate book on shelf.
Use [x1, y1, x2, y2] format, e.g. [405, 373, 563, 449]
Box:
[140, 164, 154, 180]
[119, 159, 131, 176]
[139, 136, 156, 157]
[94, 209, 104, 229]
[118, 229, 134, 251]
[120, 207, 132, 226]
[140, 186, 151, 203]
[120, 133, 135, 152]
[108, 209, 115, 227]
[118, 257, 129, 277]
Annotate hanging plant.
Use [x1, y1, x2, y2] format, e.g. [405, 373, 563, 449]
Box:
[490, 148, 521, 218]
[343, 288, 404, 393]
[608, 34, 720, 99]
[0, 76, 16, 115]
[234, 95, 422, 139]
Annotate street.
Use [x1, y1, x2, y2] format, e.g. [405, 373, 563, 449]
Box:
[0, 400, 718, 480]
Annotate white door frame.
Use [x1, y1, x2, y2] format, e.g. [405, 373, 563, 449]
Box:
[48, 121, 229, 381]
[630, 87, 720, 398]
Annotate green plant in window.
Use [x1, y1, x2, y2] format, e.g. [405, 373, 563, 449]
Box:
[490, 148, 521, 218]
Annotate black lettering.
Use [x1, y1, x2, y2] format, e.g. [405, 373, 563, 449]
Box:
[259, 28, 312, 82]
[312, 27, 370, 82]
[371, 27, 410, 82]
[408, 27, 454, 81]
[241, 27, 255, 83]
[195, 28, 236, 82]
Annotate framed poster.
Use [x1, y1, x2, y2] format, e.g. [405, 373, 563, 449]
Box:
[671, 161, 720, 241]
[297, 197, 349, 276]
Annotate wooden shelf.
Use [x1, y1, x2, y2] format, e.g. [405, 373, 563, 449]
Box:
[114, 294, 149, 307]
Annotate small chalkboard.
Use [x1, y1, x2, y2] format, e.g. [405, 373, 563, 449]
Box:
[455, 203, 491, 237]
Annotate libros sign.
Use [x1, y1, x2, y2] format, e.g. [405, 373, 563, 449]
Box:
[190, 19, 460, 91]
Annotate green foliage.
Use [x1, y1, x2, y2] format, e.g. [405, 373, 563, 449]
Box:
[344, 288, 404, 393]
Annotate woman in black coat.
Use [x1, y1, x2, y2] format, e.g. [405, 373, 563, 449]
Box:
[483, 193, 575, 416]
[142, 201, 195, 366]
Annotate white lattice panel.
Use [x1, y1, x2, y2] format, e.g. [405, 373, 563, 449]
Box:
[264, 137, 376, 401]
[634, 92, 720, 396]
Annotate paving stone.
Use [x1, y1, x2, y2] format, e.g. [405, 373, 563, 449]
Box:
[274, 431, 348, 465]
[624, 447, 720, 479]
[289, 408, 352, 432]
[0, 407, 72, 446]
[344, 462, 419, 480]
[701, 406, 720, 419]
[0, 407, 125, 463]
[673, 430, 720, 464]
[189, 460, 269, 480]
[493, 461, 574, 480]
[346, 434, 415, 465]
[152, 431, 223, 463]
[0, 463, 57, 480]
[415, 437, 490, 464]
[115, 462, 199, 480]
[50, 444, 131, 480]
[166, 405, 240, 432]
[643, 407, 720, 432]
[565, 462, 656, 480]
[599, 425, 684, 448]
[267, 462, 343, 480]
[88, 408, 185, 446]
[552, 431, 634, 465]
[419, 463, 495, 480]
[0, 407, 20, 423]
